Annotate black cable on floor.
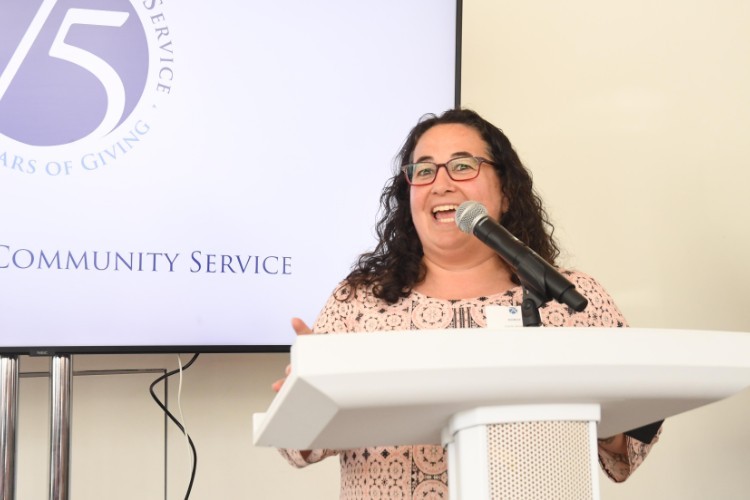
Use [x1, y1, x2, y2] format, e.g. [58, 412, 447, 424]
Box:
[149, 353, 200, 500]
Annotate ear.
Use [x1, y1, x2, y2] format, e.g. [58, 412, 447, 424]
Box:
[501, 195, 510, 215]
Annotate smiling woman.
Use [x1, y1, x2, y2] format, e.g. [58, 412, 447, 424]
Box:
[274, 108, 661, 499]
[407, 122, 509, 297]
[342, 108, 559, 303]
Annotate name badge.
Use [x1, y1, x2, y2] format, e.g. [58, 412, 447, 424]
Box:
[486, 305, 523, 329]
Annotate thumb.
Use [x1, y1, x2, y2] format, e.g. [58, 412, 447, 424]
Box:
[291, 317, 313, 335]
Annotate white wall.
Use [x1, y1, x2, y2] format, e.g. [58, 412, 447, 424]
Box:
[13, 1, 750, 498]
[462, 1, 750, 499]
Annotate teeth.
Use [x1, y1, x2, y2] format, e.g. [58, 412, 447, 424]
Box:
[432, 204, 458, 214]
[432, 204, 458, 224]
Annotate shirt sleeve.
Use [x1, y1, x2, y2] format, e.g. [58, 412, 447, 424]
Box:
[562, 271, 663, 481]
[599, 428, 663, 482]
[311, 281, 359, 334]
[275, 282, 357, 468]
[277, 448, 341, 469]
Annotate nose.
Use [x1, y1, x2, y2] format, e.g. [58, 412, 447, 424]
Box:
[431, 165, 456, 194]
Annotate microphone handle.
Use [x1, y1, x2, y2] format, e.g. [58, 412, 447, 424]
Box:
[473, 217, 588, 312]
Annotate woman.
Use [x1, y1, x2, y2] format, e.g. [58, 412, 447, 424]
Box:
[274, 109, 659, 498]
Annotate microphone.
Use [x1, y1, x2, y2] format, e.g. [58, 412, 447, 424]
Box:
[455, 201, 588, 312]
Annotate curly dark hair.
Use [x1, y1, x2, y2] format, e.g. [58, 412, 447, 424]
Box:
[344, 108, 560, 303]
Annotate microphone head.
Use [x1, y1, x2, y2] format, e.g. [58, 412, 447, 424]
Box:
[455, 201, 488, 234]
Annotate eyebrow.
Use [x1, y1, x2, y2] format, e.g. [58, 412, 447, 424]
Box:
[414, 151, 474, 163]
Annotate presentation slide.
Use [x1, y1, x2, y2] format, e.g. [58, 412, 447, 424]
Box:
[0, 0, 458, 352]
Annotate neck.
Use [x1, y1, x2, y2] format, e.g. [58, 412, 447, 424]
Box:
[415, 253, 515, 300]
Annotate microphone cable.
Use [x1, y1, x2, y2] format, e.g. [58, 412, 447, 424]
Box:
[149, 353, 200, 499]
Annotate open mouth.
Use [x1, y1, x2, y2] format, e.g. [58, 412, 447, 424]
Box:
[432, 204, 458, 223]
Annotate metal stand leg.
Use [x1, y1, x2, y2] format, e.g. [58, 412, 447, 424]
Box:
[1, 356, 19, 500]
[49, 355, 72, 500]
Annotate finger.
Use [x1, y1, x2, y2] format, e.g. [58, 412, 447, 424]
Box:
[273, 320, 311, 393]
[271, 365, 293, 392]
[291, 317, 313, 335]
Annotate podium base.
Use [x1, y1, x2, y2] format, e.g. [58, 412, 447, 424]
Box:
[443, 404, 601, 500]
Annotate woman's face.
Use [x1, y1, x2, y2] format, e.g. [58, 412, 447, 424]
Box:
[409, 123, 506, 259]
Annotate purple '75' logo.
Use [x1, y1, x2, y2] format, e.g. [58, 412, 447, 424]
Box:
[0, 0, 149, 147]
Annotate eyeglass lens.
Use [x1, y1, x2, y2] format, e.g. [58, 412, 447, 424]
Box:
[406, 156, 481, 185]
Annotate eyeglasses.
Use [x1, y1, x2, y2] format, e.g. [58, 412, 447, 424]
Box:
[401, 156, 495, 186]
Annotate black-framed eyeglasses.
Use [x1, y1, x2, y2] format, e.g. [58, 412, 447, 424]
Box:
[401, 156, 495, 186]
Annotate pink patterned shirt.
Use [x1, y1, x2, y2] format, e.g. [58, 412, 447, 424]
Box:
[280, 270, 659, 499]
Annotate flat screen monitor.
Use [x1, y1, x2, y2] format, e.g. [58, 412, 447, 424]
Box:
[0, 0, 461, 354]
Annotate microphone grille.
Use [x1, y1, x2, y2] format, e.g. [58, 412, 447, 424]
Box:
[455, 201, 488, 234]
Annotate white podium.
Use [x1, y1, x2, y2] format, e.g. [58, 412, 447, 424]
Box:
[253, 328, 750, 499]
